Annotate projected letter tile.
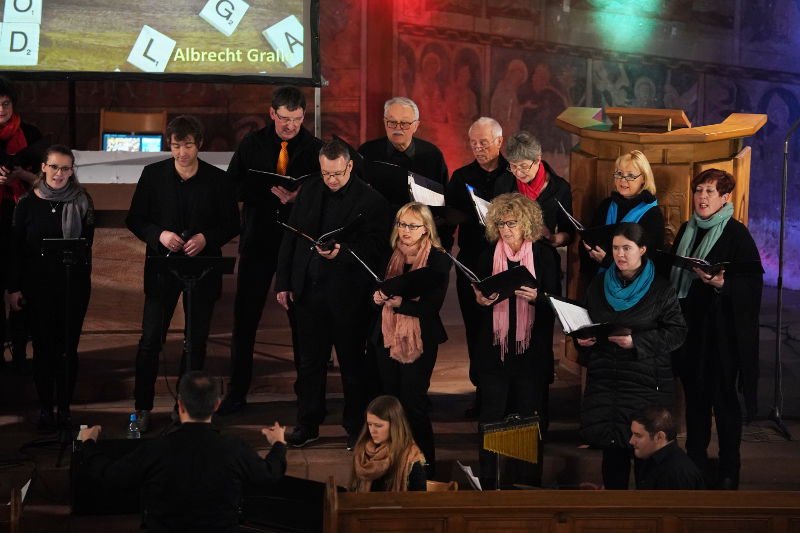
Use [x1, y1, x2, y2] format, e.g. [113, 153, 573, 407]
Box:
[199, 0, 249, 37]
[3, 0, 43, 24]
[262, 14, 304, 68]
[0, 22, 40, 66]
[127, 25, 176, 73]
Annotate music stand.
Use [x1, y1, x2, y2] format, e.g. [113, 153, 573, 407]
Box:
[146, 256, 236, 372]
[21, 238, 89, 466]
[480, 414, 540, 490]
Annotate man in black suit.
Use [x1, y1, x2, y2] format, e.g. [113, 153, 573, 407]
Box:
[358, 96, 449, 196]
[126, 116, 240, 431]
[275, 139, 391, 449]
[77, 370, 287, 533]
[218, 86, 323, 415]
[442, 117, 514, 418]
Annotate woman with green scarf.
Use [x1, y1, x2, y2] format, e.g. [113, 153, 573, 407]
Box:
[5, 145, 94, 432]
[670, 168, 763, 490]
[577, 223, 686, 490]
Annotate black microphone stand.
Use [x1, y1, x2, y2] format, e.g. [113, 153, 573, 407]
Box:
[769, 117, 800, 441]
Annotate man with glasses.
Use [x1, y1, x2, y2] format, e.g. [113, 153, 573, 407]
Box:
[275, 139, 391, 449]
[358, 96, 449, 195]
[442, 117, 515, 418]
[218, 86, 323, 416]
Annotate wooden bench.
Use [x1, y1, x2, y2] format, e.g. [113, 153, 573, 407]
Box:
[323, 477, 800, 533]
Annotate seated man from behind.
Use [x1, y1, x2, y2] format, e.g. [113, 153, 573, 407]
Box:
[630, 405, 705, 490]
[78, 371, 287, 533]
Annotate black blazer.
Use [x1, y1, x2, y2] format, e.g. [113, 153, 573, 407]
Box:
[275, 175, 392, 305]
[126, 157, 240, 297]
[227, 123, 323, 259]
[371, 246, 450, 349]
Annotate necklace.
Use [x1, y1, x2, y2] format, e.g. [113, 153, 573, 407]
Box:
[48, 201, 60, 213]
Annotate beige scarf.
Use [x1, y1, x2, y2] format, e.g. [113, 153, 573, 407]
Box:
[380, 239, 431, 363]
[353, 440, 426, 492]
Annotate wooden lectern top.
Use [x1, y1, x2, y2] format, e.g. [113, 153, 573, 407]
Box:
[605, 107, 691, 131]
[556, 108, 766, 145]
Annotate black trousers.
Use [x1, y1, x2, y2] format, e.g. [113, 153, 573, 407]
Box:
[375, 341, 438, 472]
[478, 366, 546, 489]
[456, 272, 483, 387]
[134, 278, 216, 411]
[228, 255, 300, 400]
[602, 447, 634, 489]
[293, 286, 368, 436]
[28, 276, 90, 412]
[683, 370, 742, 485]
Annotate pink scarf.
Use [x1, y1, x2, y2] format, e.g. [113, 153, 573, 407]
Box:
[381, 240, 431, 363]
[492, 239, 536, 358]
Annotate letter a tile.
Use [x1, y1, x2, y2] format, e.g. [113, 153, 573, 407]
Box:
[262, 14, 304, 68]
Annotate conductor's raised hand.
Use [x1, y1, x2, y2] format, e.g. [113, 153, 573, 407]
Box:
[316, 243, 340, 259]
[261, 422, 286, 445]
[183, 233, 207, 256]
[276, 291, 293, 311]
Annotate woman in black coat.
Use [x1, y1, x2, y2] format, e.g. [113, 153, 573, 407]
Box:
[581, 150, 664, 281]
[6, 145, 94, 431]
[473, 193, 560, 489]
[577, 223, 686, 489]
[670, 168, 763, 490]
[371, 202, 449, 477]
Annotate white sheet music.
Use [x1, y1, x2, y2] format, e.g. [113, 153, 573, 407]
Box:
[549, 297, 595, 334]
[466, 185, 490, 226]
[457, 461, 482, 491]
[408, 175, 445, 206]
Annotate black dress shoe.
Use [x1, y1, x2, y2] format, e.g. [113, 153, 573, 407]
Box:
[216, 395, 247, 416]
[286, 426, 319, 448]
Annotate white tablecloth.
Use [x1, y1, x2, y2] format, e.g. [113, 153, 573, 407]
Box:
[74, 151, 234, 183]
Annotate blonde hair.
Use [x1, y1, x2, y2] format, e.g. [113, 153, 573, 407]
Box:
[615, 150, 656, 194]
[485, 193, 544, 243]
[351, 395, 419, 492]
[389, 202, 442, 249]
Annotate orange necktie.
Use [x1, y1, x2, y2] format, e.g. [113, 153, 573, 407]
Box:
[276, 141, 289, 175]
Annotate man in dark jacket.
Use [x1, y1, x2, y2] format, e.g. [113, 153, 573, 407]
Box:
[630, 406, 704, 490]
[358, 96, 449, 204]
[126, 116, 240, 431]
[276, 139, 391, 449]
[78, 371, 287, 533]
[442, 116, 513, 417]
[219, 86, 323, 415]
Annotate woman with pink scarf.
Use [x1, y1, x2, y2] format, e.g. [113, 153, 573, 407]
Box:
[473, 193, 560, 489]
[371, 202, 449, 478]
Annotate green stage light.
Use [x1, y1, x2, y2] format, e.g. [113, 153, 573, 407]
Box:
[588, 0, 661, 52]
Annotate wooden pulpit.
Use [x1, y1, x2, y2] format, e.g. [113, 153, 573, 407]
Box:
[555, 107, 766, 369]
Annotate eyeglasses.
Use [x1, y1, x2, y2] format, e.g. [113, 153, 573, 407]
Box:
[469, 138, 497, 150]
[274, 111, 305, 125]
[396, 221, 424, 230]
[384, 119, 418, 130]
[0, 100, 12, 109]
[613, 170, 642, 182]
[495, 219, 519, 229]
[321, 169, 347, 179]
[45, 164, 73, 173]
[507, 161, 537, 174]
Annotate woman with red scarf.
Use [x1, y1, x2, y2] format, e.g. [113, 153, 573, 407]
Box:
[0, 77, 41, 372]
[473, 193, 560, 489]
[371, 202, 449, 477]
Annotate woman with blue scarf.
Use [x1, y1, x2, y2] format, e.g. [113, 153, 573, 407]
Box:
[670, 169, 763, 490]
[580, 150, 664, 282]
[577, 223, 686, 489]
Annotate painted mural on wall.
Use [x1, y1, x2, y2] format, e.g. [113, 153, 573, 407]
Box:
[395, 0, 800, 288]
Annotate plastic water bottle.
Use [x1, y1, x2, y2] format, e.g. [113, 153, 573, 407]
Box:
[127, 413, 141, 439]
